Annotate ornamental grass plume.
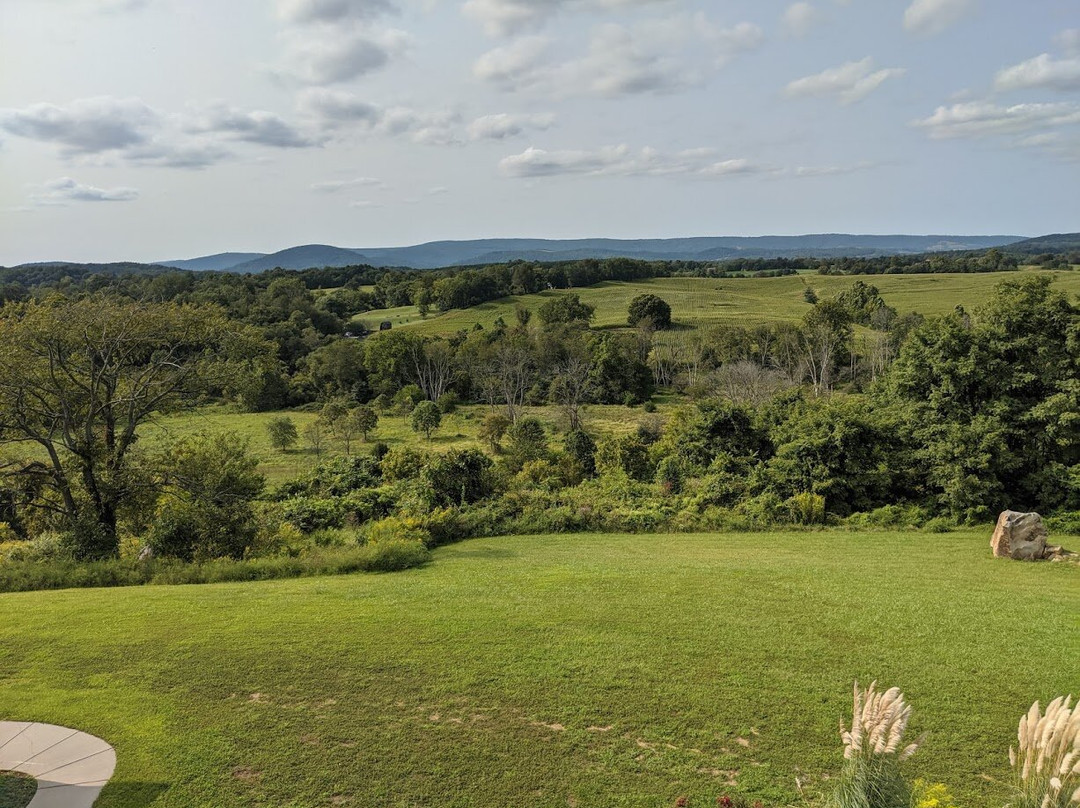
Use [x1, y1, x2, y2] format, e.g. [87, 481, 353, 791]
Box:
[829, 681, 925, 808]
[1008, 695, 1080, 808]
[841, 680, 926, 762]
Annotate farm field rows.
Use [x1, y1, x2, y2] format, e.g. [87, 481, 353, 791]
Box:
[351, 269, 1080, 336]
[0, 531, 1074, 807]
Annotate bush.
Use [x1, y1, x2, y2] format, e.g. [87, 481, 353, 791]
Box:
[280, 497, 347, 532]
[596, 435, 652, 481]
[422, 449, 495, 508]
[362, 516, 430, 546]
[436, 392, 459, 414]
[479, 412, 511, 453]
[655, 456, 685, 495]
[564, 430, 597, 477]
[410, 400, 442, 439]
[787, 492, 826, 525]
[627, 293, 672, 329]
[506, 417, 548, 467]
[922, 517, 955, 533]
[381, 447, 424, 482]
[642, 400, 657, 413]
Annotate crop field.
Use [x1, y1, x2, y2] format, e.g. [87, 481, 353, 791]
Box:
[352, 269, 1080, 336]
[0, 530, 1074, 807]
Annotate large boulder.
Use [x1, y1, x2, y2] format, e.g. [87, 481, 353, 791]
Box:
[990, 511, 1048, 560]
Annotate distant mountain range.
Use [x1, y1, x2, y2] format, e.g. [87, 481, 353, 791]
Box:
[15, 233, 1080, 276]
[150, 234, 1032, 272]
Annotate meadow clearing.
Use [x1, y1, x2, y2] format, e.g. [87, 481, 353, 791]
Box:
[350, 269, 1080, 336]
[0, 530, 1075, 807]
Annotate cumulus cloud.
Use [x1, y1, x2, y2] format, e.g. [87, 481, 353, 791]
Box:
[475, 16, 761, 96]
[473, 36, 551, 88]
[913, 101, 1080, 139]
[299, 89, 463, 145]
[995, 54, 1080, 93]
[467, 112, 556, 140]
[784, 57, 906, 104]
[0, 97, 156, 155]
[185, 105, 322, 148]
[276, 28, 408, 85]
[782, 2, 823, 38]
[29, 177, 139, 205]
[463, 0, 672, 37]
[276, 0, 395, 24]
[498, 144, 763, 178]
[903, 0, 974, 36]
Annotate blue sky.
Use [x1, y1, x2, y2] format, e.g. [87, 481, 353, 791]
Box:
[0, 0, 1077, 264]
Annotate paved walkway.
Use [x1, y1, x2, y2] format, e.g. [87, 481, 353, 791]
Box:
[0, 722, 116, 808]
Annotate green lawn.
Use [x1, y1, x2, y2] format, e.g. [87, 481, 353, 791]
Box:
[0, 531, 1075, 807]
[353, 269, 1080, 337]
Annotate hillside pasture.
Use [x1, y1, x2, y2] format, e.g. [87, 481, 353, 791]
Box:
[0, 530, 1074, 807]
[351, 269, 1080, 337]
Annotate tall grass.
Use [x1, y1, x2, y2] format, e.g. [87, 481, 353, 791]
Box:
[0, 540, 429, 593]
[829, 681, 925, 808]
[1009, 696, 1080, 808]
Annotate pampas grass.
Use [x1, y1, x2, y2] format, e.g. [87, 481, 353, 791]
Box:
[1009, 695, 1080, 808]
[829, 681, 924, 808]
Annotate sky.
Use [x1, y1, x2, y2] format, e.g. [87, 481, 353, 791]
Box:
[0, 0, 1078, 265]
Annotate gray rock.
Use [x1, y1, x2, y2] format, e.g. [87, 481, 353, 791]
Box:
[990, 511, 1048, 561]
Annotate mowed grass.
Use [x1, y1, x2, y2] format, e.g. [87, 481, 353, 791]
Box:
[0, 531, 1075, 807]
[143, 403, 652, 485]
[353, 269, 1080, 337]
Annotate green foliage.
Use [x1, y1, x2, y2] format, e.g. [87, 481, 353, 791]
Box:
[380, 447, 424, 482]
[538, 293, 596, 325]
[0, 771, 36, 808]
[361, 516, 431, 546]
[0, 543, 429, 593]
[147, 432, 265, 561]
[564, 429, 598, 477]
[436, 392, 459, 414]
[654, 455, 684, 494]
[595, 435, 652, 481]
[506, 417, 549, 466]
[266, 416, 299, 452]
[410, 400, 442, 440]
[828, 758, 911, 808]
[911, 780, 960, 808]
[421, 449, 495, 507]
[478, 412, 511, 452]
[787, 492, 826, 524]
[627, 293, 673, 329]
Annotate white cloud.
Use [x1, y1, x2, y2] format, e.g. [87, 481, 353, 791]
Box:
[311, 176, 383, 192]
[29, 177, 139, 205]
[498, 144, 763, 178]
[0, 97, 156, 155]
[462, 0, 672, 37]
[276, 0, 395, 24]
[467, 112, 556, 140]
[185, 105, 322, 148]
[299, 89, 463, 145]
[473, 36, 551, 88]
[913, 101, 1080, 138]
[995, 54, 1080, 93]
[782, 2, 823, 38]
[475, 16, 761, 97]
[298, 88, 382, 127]
[277, 28, 408, 85]
[903, 0, 974, 36]
[785, 58, 906, 104]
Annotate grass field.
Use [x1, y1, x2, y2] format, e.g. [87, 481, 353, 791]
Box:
[0, 772, 35, 808]
[0, 531, 1075, 807]
[352, 270, 1080, 337]
[144, 403, 650, 485]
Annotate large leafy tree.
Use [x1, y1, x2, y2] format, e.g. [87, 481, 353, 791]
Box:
[886, 277, 1080, 520]
[0, 297, 268, 558]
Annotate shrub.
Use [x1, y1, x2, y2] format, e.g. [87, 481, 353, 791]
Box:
[436, 392, 459, 414]
[381, 447, 425, 482]
[507, 417, 548, 467]
[479, 412, 511, 453]
[627, 293, 672, 329]
[642, 400, 657, 413]
[371, 441, 390, 461]
[1008, 696, 1080, 808]
[596, 435, 652, 481]
[910, 780, 959, 808]
[422, 449, 495, 508]
[788, 492, 826, 525]
[655, 456, 685, 495]
[922, 517, 955, 534]
[362, 516, 431, 546]
[564, 430, 597, 477]
[280, 497, 347, 532]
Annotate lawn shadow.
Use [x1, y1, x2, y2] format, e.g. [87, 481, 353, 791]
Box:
[99, 781, 170, 806]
